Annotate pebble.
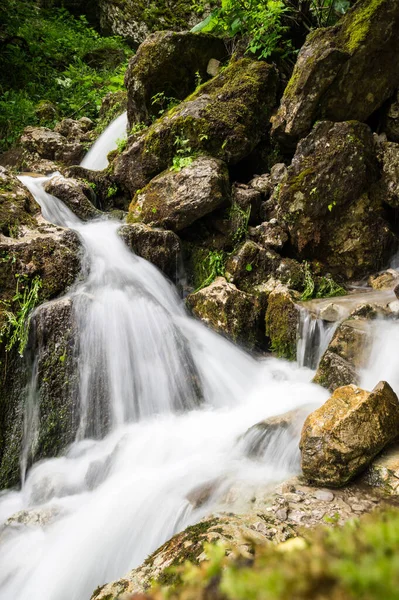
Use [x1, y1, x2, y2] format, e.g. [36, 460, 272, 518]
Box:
[275, 508, 288, 521]
[313, 490, 335, 502]
[288, 510, 305, 524]
[284, 493, 303, 503]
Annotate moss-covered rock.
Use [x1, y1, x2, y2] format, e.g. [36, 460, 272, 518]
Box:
[0, 167, 39, 237]
[127, 156, 230, 231]
[186, 276, 264, 349]
[272, 0, 399, 146]
[114, 58, 278, 195]
[374, 141, 399, 208]
[125, 30, 226, 126]
[20, 126, 85, 166]
[300, 381, 399, 487]
[118, 223, 182, 281]
[277, 121, 397, 279]
[265, 285, 300, 361]
[98, 0, 215, 46]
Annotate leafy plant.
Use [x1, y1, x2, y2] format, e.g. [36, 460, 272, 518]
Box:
[230, 201, 251, 245]
[170, 135, 195, 172]
[300, 261, 345, 300]
[0, 274, 42, 356]
[195, 250, 226, 291]
[106, 184, 118, 199]
[115, 137, 127, 153]
[151, 91, 180, 117]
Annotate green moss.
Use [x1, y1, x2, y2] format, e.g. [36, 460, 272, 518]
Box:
[342, 0, 386, 53]
[265, 290, 298, 361]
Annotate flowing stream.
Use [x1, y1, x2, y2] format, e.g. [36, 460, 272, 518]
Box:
[0, 118, 393, 600]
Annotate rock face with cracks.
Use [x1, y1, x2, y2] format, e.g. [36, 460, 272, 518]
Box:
[300, 382, 399, 487]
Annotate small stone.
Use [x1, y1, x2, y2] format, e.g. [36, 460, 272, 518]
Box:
[311, 510, 325, 520]
[207, 58, 221, 77]
[351, 504, 365, 512]
[288, 510, 305, 523]
[275, 508, 288, 521]
[284, 492, 303, 503]
[313, 490, 335, 502]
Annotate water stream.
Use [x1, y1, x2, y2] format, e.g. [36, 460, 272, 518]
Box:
[0, 119, 394, 600]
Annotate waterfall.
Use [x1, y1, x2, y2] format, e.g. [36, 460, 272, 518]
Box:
[296, 308, 339, 370]
[80, 111, 128, 171]
[0, 122, 331, 600]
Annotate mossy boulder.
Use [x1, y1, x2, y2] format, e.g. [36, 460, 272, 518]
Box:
[125, 30, 226, 125]
[114, 58, 278, 195]
[118, 223, 182, 281]
[265, 285, 300, 361]
[127, 156, 230, 231]
[20, 126, 85, 166]
[44, 176, 102, 221]
[383, 90, 399, 143]
[374, 141, 399, 208]
[277, 121, 397, 279]
[98, 0, 212, 46]
[272, 0, 399, 146]
[186, 276, 264, 349]
[300, 381, 399, 487]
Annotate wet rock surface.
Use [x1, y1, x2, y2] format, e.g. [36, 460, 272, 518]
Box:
[186, 276, 263, 348]
[118, 223, 182, 281]
[301, 382, 399, 487]
[44, 176, 102, 221]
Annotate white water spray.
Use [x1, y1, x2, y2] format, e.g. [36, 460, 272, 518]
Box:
[80, 111, 128, 171]
[0, 124, 331, 600]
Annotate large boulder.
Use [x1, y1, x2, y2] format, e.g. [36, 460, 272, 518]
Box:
[276, 121, 397, 279]
[127, 156, 230, 231]
[374, 142, 399, 208]
[0, 167, 39, 237]
[364, 444, 399, 495]
[114, 58, 278, 195]
[44, 176, 102, 221]
[300, 381, 399, 487]
[124, 31, 226, 125]
[186, 276, 263, 348]
[272, 0, 399, 146]
[118, 223, 182, 281]
[313, 318, 373, 392]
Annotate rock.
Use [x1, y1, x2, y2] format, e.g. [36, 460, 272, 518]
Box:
[384, 90, 399, 142]
[364, 444, 399, 495]
[124, 31, 226, 125]
[231, 183, 262, 225]
[118, 223, 182, 281]
[265, 285, 301, 360]
[98, 0, 208, 46]
[276, 121, 396, 279]
[369, 269, 399, 290]
[54, 117, 94, 140]
[0, 167, 39, 237]
[272, 0, 399, 146]
[249, 173, 273, 197]
[374, 142, 399, 209]
[128, 156, 229, 231]
[186, 276, 263, 348]
[313, 490, 334, 502]
[114, 58, 278, 195]
[300, 381, 399, 487]
[225, 241, 280, 290]
[0, 223, 81, 488]
[248, 221, 288, 250]
[313, 318, 373, 392]
[20, 126, 84, 165]
[44, 176, 102, 221]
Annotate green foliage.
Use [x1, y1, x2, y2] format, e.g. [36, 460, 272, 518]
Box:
[115, 138, 127, 153]
[151, 91, 180, 117]
[0, 274, 42, 356]
[130, 122, 148, 135]
[154, 508, 399, 600]
[195, 250, 226, 291]
[300, 262, 346, 301]
[106, 184, 118, 199]
[230, 201, 251, 245]
[0, 3, 131, 151]
[170, 135, 195, 172]
[192, 0, 351, 62]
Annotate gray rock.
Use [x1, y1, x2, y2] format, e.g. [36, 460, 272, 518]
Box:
[20, 126, 84, 165]
[313, 490, 334, 502]
[128, 156, 230, 232]
[44, 176, 102, 221]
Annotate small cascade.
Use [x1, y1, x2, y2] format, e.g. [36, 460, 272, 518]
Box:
[0, 117, 332, 600]
[361, 319, 399, 396]
[80, 111, 128, 171]
[297, 307, 339, 370]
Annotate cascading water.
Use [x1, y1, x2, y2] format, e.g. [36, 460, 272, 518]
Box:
[0, 124, 331, 600]
[80, 111, 128, 171]
[296, 308, 339, 370]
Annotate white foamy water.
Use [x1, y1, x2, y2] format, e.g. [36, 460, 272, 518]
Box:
[361, 318, 399, 396]
[296, 308, 339, 370]
[0, 126, 332, 600]
[80, 111, 128, 171]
